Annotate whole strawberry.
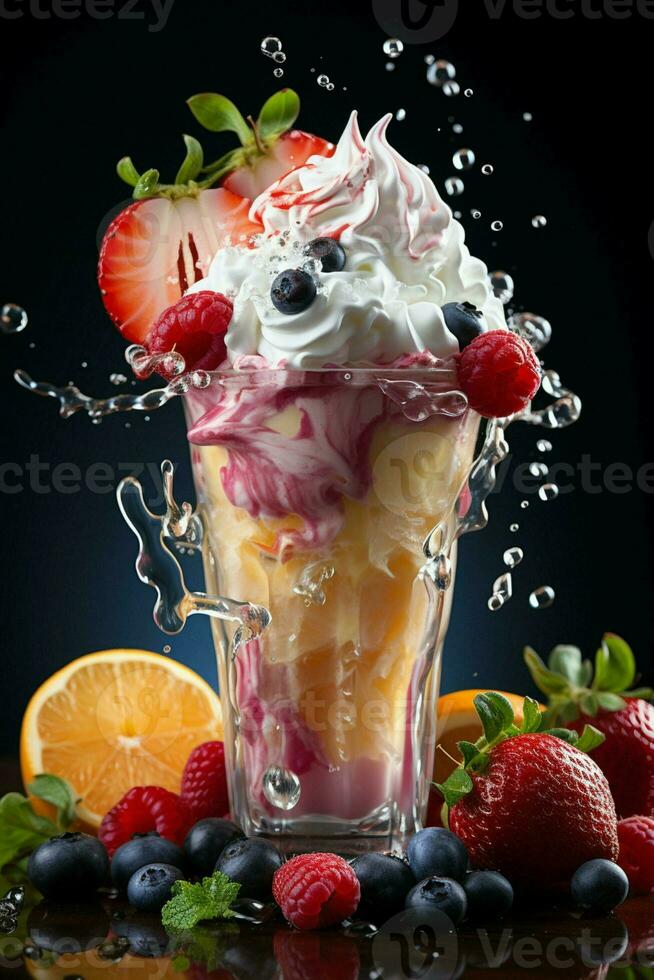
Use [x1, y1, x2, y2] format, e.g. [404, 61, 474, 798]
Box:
[181, 741, 229, 823]
[438, 693, 618, 890]
[525, 634, 654, 819]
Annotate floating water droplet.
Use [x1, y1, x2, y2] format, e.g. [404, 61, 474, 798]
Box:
[326, 82, 335, 91]
[538, 483, 559, 502]
[488, 572, 512, 610]
[532, 215, 547, 228]
[452, 122, 463, 134]
[520, 500, 529, 509]
[510, 523, 519, 532]
[491, 220, 504, 232]
[385, 62, 395, 72]
[272, 50, 286, 64]
[395, 108, 406, 121]
[1, 303, 28, 334]
[482, 164, 494, 175]
[453, 148, 475, 171]
[383, 37, 403, 58]
[163, 644, 171, 653]
[503, 547, 524, 568]
[523, 111, 533, 121]
[427, 59, 456, 87]
[529, 586, 555, 609]
[273, 67, 284, 78]
[537, 439, 552, 452]
[529, 462, 548, 478]
[109, 373, 127, 386]
[445, 177, 464, 197]
[260, 36, 282, 57]
[471, 209, 482, 220]
[443, 81, 460, 97]
[424, 54, 435, 65]
[317, 74, 330, 88]
[508, 312, 552, 352]
[464, 88, 474, 97]
[490, 271, 514, 304]
[262, 765, 301, 810]
[418, 164, 430, 174]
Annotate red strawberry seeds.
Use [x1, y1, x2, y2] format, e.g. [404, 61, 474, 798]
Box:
[273, 852, 360, 930]
[181, 740, 229, 823]
[458, 330, 541, 418]
[98, 785, 191, 857]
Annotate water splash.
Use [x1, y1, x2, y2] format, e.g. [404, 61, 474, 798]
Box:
[503, 547, 524, 568]
[488, 572, 512, 611]
[378, 378, 467, 422]
[1, 304, 28, 334]
[529, 585, 555, 609]
[520, 370, 582, 429]
[14, 368, 178, 419]
[293, 560, 335, 606]
[117, 460, 271, 641]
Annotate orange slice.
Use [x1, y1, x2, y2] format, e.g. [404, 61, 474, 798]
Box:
[20, 649, 223, 831]
[435, 689, 533, 785]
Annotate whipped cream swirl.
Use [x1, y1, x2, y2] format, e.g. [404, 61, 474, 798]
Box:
[190, 111, 505, 367]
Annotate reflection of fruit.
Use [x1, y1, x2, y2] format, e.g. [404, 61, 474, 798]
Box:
[20, 649, 223, 830]
[273, 929, 360, 980]
[434, 690, 529, 784]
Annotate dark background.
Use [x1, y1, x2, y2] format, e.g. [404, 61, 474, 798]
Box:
[1, 0, 653, 756]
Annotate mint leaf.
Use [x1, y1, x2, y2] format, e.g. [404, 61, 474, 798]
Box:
[187, 93, 251, 146]
[0, 793, 58, 870]
[175, 135, 204, 185]
[575, 724, 606, 753]
[257, 89, 300, 142]
[548, 645, 586, 686]
[28, 775, 77, 830]
[162, 872, 240, 931]
[117, 156, 141, 188]
[594, 634, 636, 694]
[435, 769, 474, 809]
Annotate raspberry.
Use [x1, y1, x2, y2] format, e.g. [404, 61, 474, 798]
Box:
[457, 330, 541, 418]
[145, 290, 233, 378]
[273, 853, 361, 930]
[181, 741, 229, 823]
[618, 815, 654, 895]
[99, 786, 191, 857]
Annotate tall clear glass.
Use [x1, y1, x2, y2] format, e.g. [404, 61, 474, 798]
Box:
[183, 367, 479, 855]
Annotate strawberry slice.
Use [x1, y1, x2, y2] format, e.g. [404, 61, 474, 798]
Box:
[187, 88, 334, 200]
[98, 189, 261, 345]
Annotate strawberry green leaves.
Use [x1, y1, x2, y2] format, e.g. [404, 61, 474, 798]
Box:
[524, 633, 652, 727]
[257, 89, 300, 142]
[0, 775, 78, 871]
[187, 93, 252, 146]
[435, 692, 605, 810]
[175, 136, 204, 185]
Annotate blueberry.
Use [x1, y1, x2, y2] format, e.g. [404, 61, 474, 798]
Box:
[442, 301, 486, 350]
[405, 876, 468, 924]
[111, 832, 186, 892]
[463, 870, 513, 919]
[27, 832, 109, 900]
[304, 237, 346, 273]
[184, 818, 244, 878]
[271, 269, 317, 315]
[407, 828, 468, 883]
[351, 853, 415, 924]
[126, 863, 185, 913]
[570, 859, 629, 915]
[215, 838, 282, 902]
